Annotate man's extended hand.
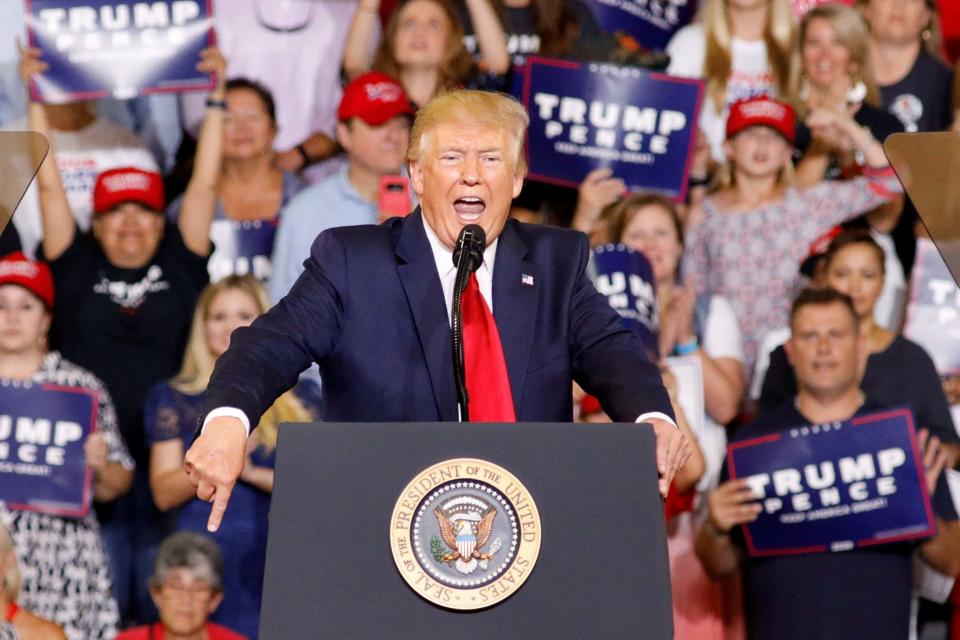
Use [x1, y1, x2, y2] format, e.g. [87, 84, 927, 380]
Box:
[648, 418, 692, 498]
[183, 417, 247, 532]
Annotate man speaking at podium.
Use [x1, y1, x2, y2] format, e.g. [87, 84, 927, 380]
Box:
[185, 90, 690, 532]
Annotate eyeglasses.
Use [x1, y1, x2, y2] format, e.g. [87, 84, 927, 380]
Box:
[161, 580, 215, 597]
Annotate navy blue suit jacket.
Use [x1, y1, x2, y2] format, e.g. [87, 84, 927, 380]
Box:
[203, 211, 672, 425]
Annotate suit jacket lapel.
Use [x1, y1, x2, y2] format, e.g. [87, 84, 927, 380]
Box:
[492, 221, 539, 415]
[395, 210, 459, 421]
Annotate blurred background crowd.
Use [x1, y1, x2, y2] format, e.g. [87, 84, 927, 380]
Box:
[0, 0, 958, 637]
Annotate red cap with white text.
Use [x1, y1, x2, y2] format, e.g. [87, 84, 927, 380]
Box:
[726, 97, 796, 144]
[92, 167, 165, 215]
[338, 72, 416, 126]
[0, 252, 54, 309]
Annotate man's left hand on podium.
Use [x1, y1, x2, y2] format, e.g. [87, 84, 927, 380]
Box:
[648, 418, 692, 499]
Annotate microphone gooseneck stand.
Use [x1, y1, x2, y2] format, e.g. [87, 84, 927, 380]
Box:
[451, 224, 486, 422]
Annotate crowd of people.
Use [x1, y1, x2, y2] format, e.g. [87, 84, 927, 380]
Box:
[0, 0, 958, 637]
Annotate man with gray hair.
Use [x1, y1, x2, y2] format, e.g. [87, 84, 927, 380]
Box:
[186, 89, 689, 532]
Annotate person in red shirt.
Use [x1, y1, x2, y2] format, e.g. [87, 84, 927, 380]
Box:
[116, 533, 247, 640]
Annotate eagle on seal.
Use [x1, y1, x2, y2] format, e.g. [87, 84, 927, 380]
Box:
[434, 507, 497, 574]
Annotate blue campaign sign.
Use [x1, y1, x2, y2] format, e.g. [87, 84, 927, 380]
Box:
[727, 408, 935, 556]
[522, 57, 703, 200]
[208, 218, 278, 283]
[0, 382, 97, 517]
[589, 244, 658, 357]
[26, 0, 214, 102]
[583, 0, 696, 52]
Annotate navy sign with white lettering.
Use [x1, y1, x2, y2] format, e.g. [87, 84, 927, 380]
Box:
[0, 382, 97, 517]
[583, 0, 696, 52]
[588, 244, 658, 358]
[522, 57, 702, 200]
[728, 408, 935, 556]
[26, 0, 214, 102]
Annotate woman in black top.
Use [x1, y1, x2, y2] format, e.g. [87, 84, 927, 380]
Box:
[758, 228, 960, 466]
[793, 2, 904, 185]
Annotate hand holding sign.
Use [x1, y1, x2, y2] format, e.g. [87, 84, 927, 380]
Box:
[183, 416, 247, 532]
[708, 478, 763, 534]
[16, 41, 48, 89]
[572, 167, 626, 234]
[83, 432, 107, 471]
[195, 46, 226, 98]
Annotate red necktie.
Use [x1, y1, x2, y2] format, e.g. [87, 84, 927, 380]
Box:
[462, 273, 516, 422]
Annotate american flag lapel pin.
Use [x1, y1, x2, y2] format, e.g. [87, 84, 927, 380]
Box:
[522, 274, 534, 286]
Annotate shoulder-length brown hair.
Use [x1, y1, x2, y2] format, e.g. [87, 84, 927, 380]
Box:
[606, 193, 684, 248]
[372, 0, 477, 93]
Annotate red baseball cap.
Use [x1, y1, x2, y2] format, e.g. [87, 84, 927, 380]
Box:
[726, 97, 796, 145]
[338, 72, 415, 126]
[0, 252, 55, 309]
[92, 167, 165, 216]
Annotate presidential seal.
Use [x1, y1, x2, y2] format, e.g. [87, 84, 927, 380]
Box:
[389, 458, 541, 610]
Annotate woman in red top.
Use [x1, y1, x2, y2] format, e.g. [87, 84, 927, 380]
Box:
[116, 532, 247, 640]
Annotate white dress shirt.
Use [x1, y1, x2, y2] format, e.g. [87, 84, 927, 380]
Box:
[204, 218, 675, 433]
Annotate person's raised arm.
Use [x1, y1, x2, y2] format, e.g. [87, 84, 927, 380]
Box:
[177, 47, 225, 256]
[343, 0, 381, 81]
[18, 42, 74, 260]
[463, 0, 509, 75]
[570, 167, 625, 238]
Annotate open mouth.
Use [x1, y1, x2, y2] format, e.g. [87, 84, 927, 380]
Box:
[453, 196, 485, 222]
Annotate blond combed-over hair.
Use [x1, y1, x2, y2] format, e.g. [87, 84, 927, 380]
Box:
[407, 89, 530, 177]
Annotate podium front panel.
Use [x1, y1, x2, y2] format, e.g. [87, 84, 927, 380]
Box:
[260, 422, 673, 639]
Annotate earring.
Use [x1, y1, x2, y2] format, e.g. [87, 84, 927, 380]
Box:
[847, 80, 867, 105]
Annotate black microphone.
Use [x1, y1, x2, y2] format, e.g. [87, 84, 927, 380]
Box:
[452, 224, 486, 275]
[451, 224, 486, 421]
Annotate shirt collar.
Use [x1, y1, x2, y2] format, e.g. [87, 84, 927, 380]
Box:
[422, 213, 498, 279]
[337, 163, 372, 205]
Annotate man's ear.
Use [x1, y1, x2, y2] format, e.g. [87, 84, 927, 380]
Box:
[512, 167, 524, 199]
[784, 338, 795, 367]
[409, 159, 425, 197]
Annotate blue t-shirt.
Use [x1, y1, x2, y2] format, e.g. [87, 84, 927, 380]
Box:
[721, 400, 957, 640]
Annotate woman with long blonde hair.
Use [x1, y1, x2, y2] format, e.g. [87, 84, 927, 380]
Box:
[145, 275, 313, 639]
[666, 0, 796, 161]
